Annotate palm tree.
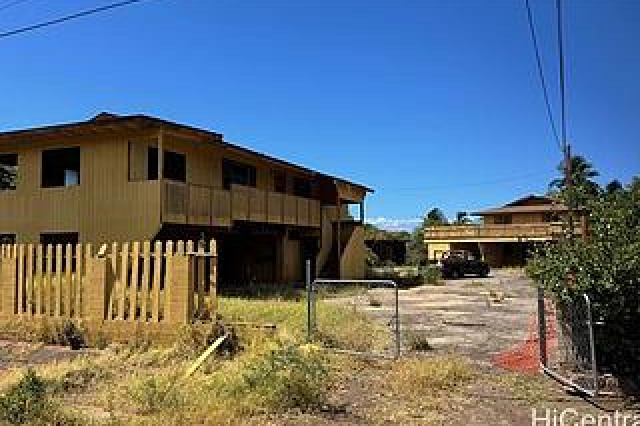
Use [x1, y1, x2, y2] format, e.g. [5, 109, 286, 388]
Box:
[549, 155, 600, 197]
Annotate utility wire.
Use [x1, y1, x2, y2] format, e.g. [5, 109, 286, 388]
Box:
[0, 0, 30, 13]
[524, 0, 562, 151]
[556, 0, 568, 150]
[0, 0, 149, 39]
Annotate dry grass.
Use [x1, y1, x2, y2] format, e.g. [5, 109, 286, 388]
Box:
[0, 296, 389, 425]
[388, 356, 476, 400]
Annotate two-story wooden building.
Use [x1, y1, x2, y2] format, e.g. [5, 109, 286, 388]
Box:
[0, 113, 370, 284]
[424, 195, 581, 267]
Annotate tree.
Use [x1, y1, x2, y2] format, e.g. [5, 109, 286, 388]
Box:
[549, 155, 600, 206]
[425, 208, 448, 226]
[527, 177, 640, 379]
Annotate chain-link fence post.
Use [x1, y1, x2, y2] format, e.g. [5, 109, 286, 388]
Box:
[538, 286, 547, 366]
[306, 259, 312, 342]
[584, 294, 599, 396]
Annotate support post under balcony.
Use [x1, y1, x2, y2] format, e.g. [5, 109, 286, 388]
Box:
[158, 128, 164, 222]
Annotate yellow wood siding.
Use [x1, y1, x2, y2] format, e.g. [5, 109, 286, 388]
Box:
[0, 135, 160, 244]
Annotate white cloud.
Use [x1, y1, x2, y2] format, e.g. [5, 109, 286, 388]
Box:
[366, 217, 422, 232]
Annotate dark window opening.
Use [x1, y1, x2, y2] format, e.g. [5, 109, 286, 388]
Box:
[42, 147, 80, 188]
[39, 233, 79, 273]
[40, 232, 79, 247]
[293, 177, 312, 198]
[0, 234, 15, 244]
[0, 154, 18, 190]
[148, 147, 158, 180]
[273, 171, 287, 193]
[147, 147, 187, 182]
[222, 159, 256, 189]
[494, 215, 512, 225]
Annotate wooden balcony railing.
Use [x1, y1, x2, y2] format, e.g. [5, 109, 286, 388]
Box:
[162, 181, 321, 228]
[424, 222, 580, 241]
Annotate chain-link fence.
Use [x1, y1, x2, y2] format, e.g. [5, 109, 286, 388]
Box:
[538, 287, 599, 396]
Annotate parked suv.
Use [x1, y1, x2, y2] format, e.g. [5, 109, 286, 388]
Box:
[439, 250, 490, 279]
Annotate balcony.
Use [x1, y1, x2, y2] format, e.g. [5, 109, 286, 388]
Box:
[162, 181, 321, 228]
[424, 222, 580, 242]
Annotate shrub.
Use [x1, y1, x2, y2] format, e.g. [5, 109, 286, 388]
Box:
[239, 343, 329, 411]
[404, 330, 432, 351]
[0, 369, 49, 424]
[527, 179, 640, 379]
[421, 266, 442, 285]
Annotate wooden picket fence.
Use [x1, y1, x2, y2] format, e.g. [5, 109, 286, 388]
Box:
[0, 239, 217, 342]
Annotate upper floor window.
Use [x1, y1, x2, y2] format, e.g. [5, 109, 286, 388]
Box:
[494, 214, 512, 225]
[293, 177, 312, 198]
[42, 147, 80, 188]
[273, 171, 287, 193]
[0, 153, 18, 190]
[147, 147, 187, 182]
[222, 159, 256, 189]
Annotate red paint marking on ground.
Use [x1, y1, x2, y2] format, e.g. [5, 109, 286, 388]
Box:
[492, 300, 558, 374]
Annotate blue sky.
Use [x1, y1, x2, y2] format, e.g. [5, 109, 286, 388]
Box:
[0, 0, 638, 230]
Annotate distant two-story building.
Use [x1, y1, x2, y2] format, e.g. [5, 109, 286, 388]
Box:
[0, 113, 371, 284]
[424, 195, 582, 267]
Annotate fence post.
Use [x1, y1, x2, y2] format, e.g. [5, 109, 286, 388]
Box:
[167, 253, 193, 324]
[84, 256, 108, 322]
[0, 254, 17, 317]
[584, 294, 599, 396]
[538, 286, 547, 367]
[209, 239, 217, 319]
[306, 259, 312, 342]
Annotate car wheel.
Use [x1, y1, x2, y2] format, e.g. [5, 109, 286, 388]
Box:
[479, 268, 489, 278]
[450, 269, 460, 279]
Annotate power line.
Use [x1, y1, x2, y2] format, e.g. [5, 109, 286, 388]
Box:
[0, 0, 150, 39]
[0, 0, 30, 13]
[556, 0, 568, 149]
[524, 0, 562, 151]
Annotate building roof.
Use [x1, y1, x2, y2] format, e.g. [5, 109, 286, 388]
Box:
[472, 194, 568, 216]
[0, 112, 372, 192]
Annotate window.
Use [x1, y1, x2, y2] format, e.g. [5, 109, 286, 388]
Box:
[222, 159, 256, 189]
[0, 154, 18, 190]
[42, 147, 80, 188]
[147, 147, 187, 182]
[293, 177, 312, 198]
[0, 234, 15, 244]
[273, 171, 287, 193]
[40, 232, 79, 247]
[494, 215, 512, 225]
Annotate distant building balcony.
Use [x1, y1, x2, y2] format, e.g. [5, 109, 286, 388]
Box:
[424, 222, 582, 242]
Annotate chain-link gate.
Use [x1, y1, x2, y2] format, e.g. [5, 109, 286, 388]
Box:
[538, 288, 600, 396]
[306, 262, 400, 359]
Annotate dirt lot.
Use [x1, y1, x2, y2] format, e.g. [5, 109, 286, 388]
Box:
[358, 269, 538, 361]
[317, 269, 634, 425]
[0, 269, 635, 425]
